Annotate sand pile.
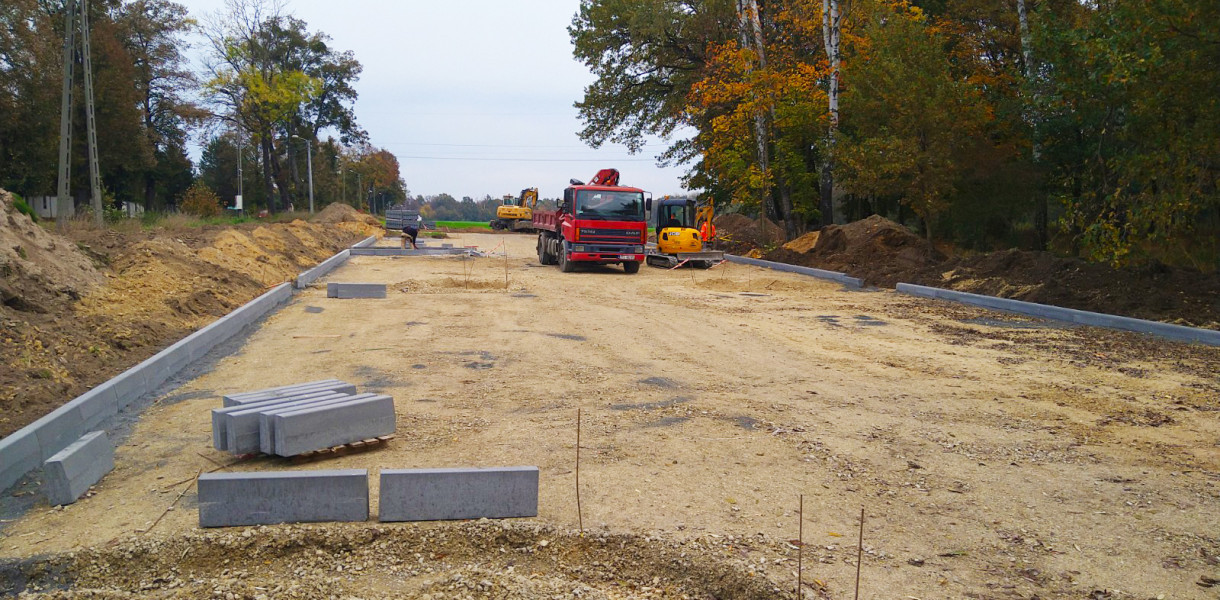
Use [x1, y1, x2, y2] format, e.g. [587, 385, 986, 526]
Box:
[781, 231, 820, 253]
[313, 202, 381, 226]
[0, 189, 104, 312]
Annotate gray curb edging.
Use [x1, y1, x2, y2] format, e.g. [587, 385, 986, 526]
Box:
[896, 282, 1220, 346]
[295, 250, 350, 289]
[1, 234, 384, 494]
[350, 247, 471, 256]
[0, 282, 294, 493]
[724, 255, 863, 288]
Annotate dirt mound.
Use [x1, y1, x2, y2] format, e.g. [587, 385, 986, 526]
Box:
[714, 213, 785, 253]
[781, 231, 819, 253]
[768, 215, 944, 287]
[0, 219, 364, 437]
[4, 522, 781, 599]
[0, 189, 104, 312]
[312, 202, 381, 227]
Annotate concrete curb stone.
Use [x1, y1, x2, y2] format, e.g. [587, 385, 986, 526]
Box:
[378, 466, 539, 522]
[724, 255, 863, 288]
[43, 431, 114, 506]
[896, 283, 1220, 346]
[198, 469, 369, 527]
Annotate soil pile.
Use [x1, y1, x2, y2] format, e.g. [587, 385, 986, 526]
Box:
[312, 202, 381, 229]
[768, 214, 944, 287]
[781, 231, 820, 253]
[3, 522, 782, 599]
[0, 215, 365, 437]
[713, 213, 784, 254]
[0, 190, 104, 312]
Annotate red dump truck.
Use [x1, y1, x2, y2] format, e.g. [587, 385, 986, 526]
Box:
[533, 169, 649, 273]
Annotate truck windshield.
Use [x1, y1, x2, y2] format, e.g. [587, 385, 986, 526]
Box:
[576, 190, 644, 220]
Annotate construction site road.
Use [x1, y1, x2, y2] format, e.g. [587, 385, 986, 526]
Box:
[4, 232, 1219, 599]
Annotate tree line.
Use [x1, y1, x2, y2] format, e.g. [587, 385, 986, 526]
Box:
[571, 0, 1220, 267]
[0, 0, 406, 216]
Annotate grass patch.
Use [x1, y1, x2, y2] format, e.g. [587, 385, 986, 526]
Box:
[436, 220, 491, 230]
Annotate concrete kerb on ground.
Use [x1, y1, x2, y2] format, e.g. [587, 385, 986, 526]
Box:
[0, 232, 436, 496]
[0, 282, 295, 494]
[896, 283, 1220, 347]
[724, 254, 863, 289]
[350, 247, 471, 257]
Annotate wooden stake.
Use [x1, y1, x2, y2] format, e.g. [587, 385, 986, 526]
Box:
[504, 245, 510, 290]
[854, 506, 864, 600]
[576, 408, 584, 533]
[797, 494, 804, 599]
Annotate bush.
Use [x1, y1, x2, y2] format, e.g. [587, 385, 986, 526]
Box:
[180, 182, 222, 218]
[12, 194, 37, 222]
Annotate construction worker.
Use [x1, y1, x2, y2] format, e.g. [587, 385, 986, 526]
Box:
[699, 219, 716, 243]
[401, 220, 419, 250]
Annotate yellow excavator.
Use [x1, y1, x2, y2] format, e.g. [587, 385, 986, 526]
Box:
[645, 196, 724, 268]
[490, 187, 538, 232]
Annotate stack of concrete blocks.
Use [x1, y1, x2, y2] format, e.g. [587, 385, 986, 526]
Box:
[211, 380, 396, 457]
[384, 208, 419, 232]
[198, 469, 368, 527]
[43, 431, 114, 506]
[326, 282, 387, 299]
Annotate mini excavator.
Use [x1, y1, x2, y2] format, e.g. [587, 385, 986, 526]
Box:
[645, 196, 724, 268]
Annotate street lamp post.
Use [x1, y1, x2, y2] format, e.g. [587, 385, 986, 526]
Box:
[292, 134, 314, 214]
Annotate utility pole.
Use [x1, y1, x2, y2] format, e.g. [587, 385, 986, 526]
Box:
[292, 135, 315, 214]
[56, 0, 103, 228]
[236, 123, 244, 213]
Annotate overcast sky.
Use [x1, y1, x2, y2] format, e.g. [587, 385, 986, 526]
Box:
[177, 0, 693, 200]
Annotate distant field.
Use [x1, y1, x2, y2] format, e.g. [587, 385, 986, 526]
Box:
[435, 220, 491, 229]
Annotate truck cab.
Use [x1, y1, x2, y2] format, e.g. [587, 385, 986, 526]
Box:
[533, 169, 648, 273]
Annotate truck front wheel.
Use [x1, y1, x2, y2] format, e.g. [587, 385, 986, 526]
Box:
[623, 261, 641, 274]
[558, 244, 575, 272]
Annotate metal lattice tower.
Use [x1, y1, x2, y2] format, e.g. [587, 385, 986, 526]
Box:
[56, 0, 103, 228]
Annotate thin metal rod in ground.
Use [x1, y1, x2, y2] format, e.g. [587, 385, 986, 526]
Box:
[576, 408, 584, 533]
[144, 468, 202, 534]
[504, 246, 510, 290]
[855, 506, 865, 600]
[797, 494, 804, 598]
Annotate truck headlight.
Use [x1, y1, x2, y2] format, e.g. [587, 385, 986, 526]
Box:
[574, 245, 586, 252]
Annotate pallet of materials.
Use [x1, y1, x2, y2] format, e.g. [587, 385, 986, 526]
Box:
[210, 381, 395, 457]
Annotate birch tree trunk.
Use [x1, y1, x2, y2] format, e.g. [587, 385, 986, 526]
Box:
[820, 0, 841, 229]
[1017, 0, 1048, 250]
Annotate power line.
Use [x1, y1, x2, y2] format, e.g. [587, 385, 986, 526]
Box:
[395, 155, 659, 162]
[382, 141, 669, 149]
